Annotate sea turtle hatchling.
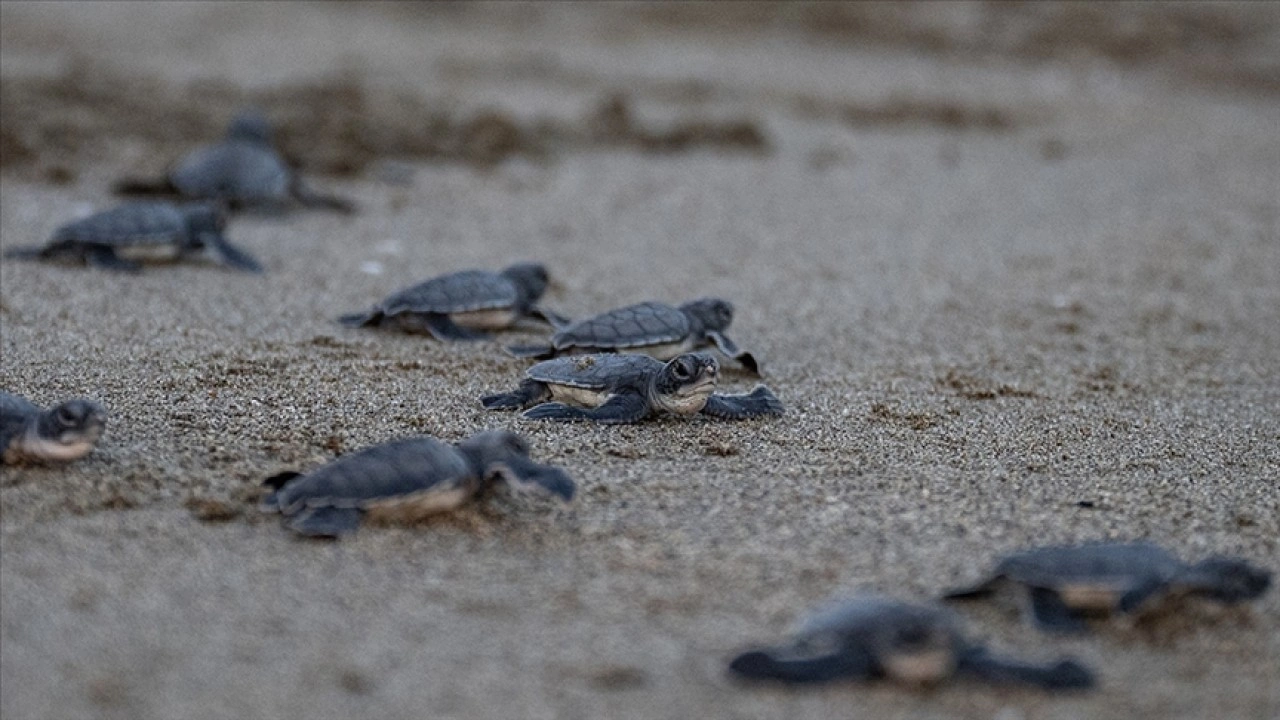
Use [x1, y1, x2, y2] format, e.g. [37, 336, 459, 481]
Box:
[1, 391, 106, 464]
[729, 596, 1094, 690]
[259, 431, 575, 538]
[506, 298, 761, 375]
[3, 201, 262, 272]
[481, 352, 783, 424]
[943, 541, 1273, 633]
[114, 108, 353, 213]
[339, 262, 568, 341]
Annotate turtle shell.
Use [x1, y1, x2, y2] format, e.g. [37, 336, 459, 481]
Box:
[551, 301, 692, 350]
[997, 542, 1182, 591]
[170, 142, 291, 203]
[525, 353, 663, 390]
[272, 437, 477, 515]
[795, 597, 963, 682]
[378, 270, 521, 317]
[52, 202, 192, 248]
[0, 392, 39, 452]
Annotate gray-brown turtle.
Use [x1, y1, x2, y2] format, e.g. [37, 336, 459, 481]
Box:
[259, 431, 574, 538]
[1, 391, 106, 464]
[114, 109, 353, 213]
[3, 201, 262, 272]
[339, 262, 567, 341]
[481, 352, 782, 424]
[943, 542, 1272, 633]
[507, 298, 761, 375]
[729, 596, 1094, 690]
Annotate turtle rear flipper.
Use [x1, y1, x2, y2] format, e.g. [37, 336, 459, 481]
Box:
[729, 647, 874, 684]
[701, 386, 784, 420]
[481, 379, 551, 410]
[287, 506, 362, 538]
[706, 331, 761, 376]
[204, 233, 264, 273]
[505, 342, 557, 359]
[955, 646, 1094, 690]
[526, 306, 572, 329]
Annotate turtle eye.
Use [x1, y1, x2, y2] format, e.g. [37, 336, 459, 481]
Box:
[672, 360, 691, 380]
[57, 407, 78, 426]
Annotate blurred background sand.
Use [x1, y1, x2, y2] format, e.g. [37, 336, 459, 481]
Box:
[2, 3, 1277, 718]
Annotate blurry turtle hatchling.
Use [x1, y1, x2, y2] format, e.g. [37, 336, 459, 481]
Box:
[3, 201, 262, 272]
[114, 108, 354, 213]
[481, 352, 783, 424]
[339, 262, 568, 341]
[506, 298, 761, 375]
[259, 431, 575, 538]
[1, 391, 106, 464]
[943, 541, 1272, 633]
[729, 596, 1094, 690]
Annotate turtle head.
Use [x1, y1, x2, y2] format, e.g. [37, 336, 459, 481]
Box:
[226, 108, 273, 145]
[35, 399, 106, 458]
[458, 430, 575, 502]
[501, 262, 551, 304]
[679, 297, 734, 333]
[1180, 557, 1272, 603]
[652, 353, 719, 415]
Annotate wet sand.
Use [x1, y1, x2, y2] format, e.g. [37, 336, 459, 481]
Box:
[2, 3, 1278, 719]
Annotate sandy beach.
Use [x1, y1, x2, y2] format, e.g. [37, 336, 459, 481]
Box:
[2, 3, 1278, 718]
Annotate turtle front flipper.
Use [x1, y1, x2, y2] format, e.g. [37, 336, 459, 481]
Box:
[2, 246, 48, 261]
[86, 246, 142, 272]
[526, 305, 572, 329]
[954, 646, 1094, 691]
[290, 179, 356, 214]
[706, 331, 761, 376]
[729, 647, 875, 684]
[481, 380, 552, 411]
[505, 342, 557, 359]
[424, 314, 491, 341]
[488, 455, 576, 502]
[1028, 587, 1088, 633]
[204, 233, 264, 273]
[701, 386, 784, 420]
[941, 574, 1004, 601]
[524, 392, 649, 424]
[287, 506, 362, 538]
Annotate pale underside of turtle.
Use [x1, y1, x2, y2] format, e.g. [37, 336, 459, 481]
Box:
[728, 596, 1094, 690]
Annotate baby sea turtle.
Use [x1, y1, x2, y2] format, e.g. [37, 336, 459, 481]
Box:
[260, 431, 575, 538]
[3, 201, 262, 272]
[943, 541, 1273, 633]
[729, 596, 1094, 690]
[481, 352, 783, 424]
[507, 298, 761, 375]
[114, 109, 353, 213]
[1, 391, 106, 464]
[339, 262, 567, 341]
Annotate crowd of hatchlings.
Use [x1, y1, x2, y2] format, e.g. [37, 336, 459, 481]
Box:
[2, 111, 1270, 692]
